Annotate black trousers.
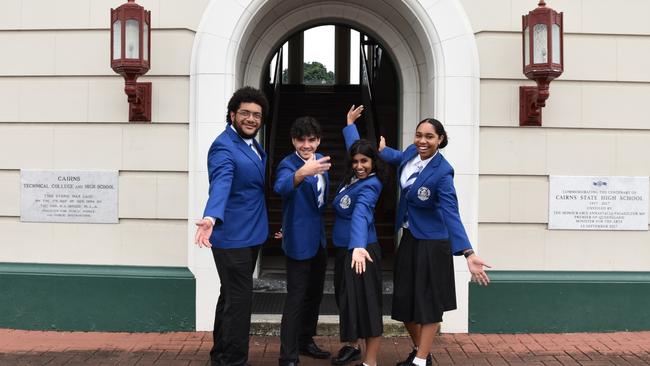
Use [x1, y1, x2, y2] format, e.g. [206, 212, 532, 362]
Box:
[210, 245, 260, 366]
[279, 246, 327, 362]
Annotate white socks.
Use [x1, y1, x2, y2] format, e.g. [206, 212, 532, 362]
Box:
[412, 356, 427, 366]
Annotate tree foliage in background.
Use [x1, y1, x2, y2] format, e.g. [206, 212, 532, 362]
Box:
[282, 61, 334, 85]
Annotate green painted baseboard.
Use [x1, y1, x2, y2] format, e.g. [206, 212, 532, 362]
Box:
[469, 271, 650, 333]
[0, 262, 195, 332]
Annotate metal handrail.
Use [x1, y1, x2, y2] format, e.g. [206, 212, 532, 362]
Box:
[266, 47, 283, 192]
[360, 41, 381, 147]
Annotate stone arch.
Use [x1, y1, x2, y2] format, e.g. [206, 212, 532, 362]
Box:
[189, 0, 480, 332]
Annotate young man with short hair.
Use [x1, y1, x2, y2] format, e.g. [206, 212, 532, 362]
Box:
[274, 116, 332, 366]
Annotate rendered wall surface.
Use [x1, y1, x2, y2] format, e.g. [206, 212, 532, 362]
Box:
[460, 0, 650, 270]
[0, 0, 210, 267]
[0, 0, 209, 331]
[461, 0, 650, 331]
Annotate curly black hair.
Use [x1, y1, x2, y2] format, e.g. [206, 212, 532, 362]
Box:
[290, 116, 322, 139]
[226, 86, 269, 123]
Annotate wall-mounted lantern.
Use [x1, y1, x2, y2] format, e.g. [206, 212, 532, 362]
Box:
[520, 0, 563, 126]
[111, 0, 152, 122]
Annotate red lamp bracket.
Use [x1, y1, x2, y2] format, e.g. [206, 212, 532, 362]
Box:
[125, 81, 152, 122]
[519, 86, 541, 126]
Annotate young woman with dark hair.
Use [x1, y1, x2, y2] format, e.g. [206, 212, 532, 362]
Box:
[331, 108, 386, 366]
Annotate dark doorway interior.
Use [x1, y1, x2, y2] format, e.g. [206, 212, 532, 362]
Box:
[255, 27, 399, 314]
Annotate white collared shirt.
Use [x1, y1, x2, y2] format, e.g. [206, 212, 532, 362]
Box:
[400, 151, 437, 189]
[231, 124, 260, 159]
[339, 173, 376, 193]
[295, 152, 325, 207]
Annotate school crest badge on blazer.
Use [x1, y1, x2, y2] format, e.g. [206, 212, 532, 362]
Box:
[417, 187, 431, 201]
[340, 195, 351, 209]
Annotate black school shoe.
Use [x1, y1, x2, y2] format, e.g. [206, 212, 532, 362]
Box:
[395, 349, 432, 366]
[299, 340, 331, 359]
[331, 345, 361, 365]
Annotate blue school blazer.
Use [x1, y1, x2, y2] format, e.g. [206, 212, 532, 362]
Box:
[332, 175, 382, 249]
[273, 152, 328, 260]
[203, 124, 268, 249]
[342, 124, 471, 256]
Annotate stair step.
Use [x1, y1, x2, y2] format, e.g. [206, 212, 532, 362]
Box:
[250, 314, 407, 336]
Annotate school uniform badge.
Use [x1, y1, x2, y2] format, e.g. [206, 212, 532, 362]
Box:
[340, 195, 351, 209]
[417, 187, 431, 201]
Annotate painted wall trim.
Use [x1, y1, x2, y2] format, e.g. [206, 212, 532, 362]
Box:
[469, 271, 650, 333]
[0, 262, 195, 332]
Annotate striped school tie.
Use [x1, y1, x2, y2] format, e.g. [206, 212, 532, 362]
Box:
[402, 170, 420, 227]
[316, 176, 324, 207]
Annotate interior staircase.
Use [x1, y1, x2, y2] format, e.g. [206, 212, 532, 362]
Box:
[254, 84, 397, 316]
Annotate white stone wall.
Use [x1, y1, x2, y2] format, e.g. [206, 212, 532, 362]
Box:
[0, 0, 210, 266]
[4, 0, 649, 333]
[460, 0, 650, 270]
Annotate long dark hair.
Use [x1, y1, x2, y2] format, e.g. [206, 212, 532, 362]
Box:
[416, 118, 448, 148]
[342, 139, 386, 185]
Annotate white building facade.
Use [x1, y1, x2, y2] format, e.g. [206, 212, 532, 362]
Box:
[1, 0, 649, 333]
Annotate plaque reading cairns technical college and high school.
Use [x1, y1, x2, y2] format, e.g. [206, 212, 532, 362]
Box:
[21, 170, 118, 224]
[549, 176, 649, 231]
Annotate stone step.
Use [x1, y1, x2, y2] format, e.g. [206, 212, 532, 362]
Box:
[250, 314, 408, 337]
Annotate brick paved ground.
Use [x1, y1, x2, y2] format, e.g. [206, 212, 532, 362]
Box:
[1, 329, 649, 365]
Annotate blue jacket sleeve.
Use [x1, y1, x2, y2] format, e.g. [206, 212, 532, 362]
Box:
[437, 170, 472, 255]
[273, 160, 297, 198]
[342, 124, 361, 151]
[348, 180, 382, 249]
[203, 143, 234, 224]
[379, 146, 403, 166]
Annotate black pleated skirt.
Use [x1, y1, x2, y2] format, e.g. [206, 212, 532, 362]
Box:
[391, 229, 456, 324]
[334, 243, 383, 342]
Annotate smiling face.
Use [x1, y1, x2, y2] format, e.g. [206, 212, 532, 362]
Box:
[229, 102, 263, 139]
[413, 122, 444, 159]
[292, 135, 320, 160]
[351, 153, 373, 179]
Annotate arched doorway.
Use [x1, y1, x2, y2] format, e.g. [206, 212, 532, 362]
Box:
[189, 0, 480, 332]
[260, 25, 400, 277]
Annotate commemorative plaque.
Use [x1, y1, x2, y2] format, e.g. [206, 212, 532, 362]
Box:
[549, 176, 649, 230]
[21, 170, 118, 223]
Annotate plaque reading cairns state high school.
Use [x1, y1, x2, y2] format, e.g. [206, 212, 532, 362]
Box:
[21, 170, 118, 224]
[549, 176, 649, 231]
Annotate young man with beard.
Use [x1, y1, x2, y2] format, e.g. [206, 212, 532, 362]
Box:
[195, 86, 269, 366]
[274, 117, 332, 366]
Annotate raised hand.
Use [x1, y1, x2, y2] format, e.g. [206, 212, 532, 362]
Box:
[299, 156, 331, 176]
[351, 247, 373, 274]
[194, 218, 214, 248]
[379, 136, 386, 152]
[347, 104, 364, 125]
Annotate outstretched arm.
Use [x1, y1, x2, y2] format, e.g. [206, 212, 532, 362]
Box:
[203, 144, 234, 223]
[342, 105, 364, 151]
[378, 137, 403, 166]
[348, 180, 382, 249]
[197, 143, 235, 248]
